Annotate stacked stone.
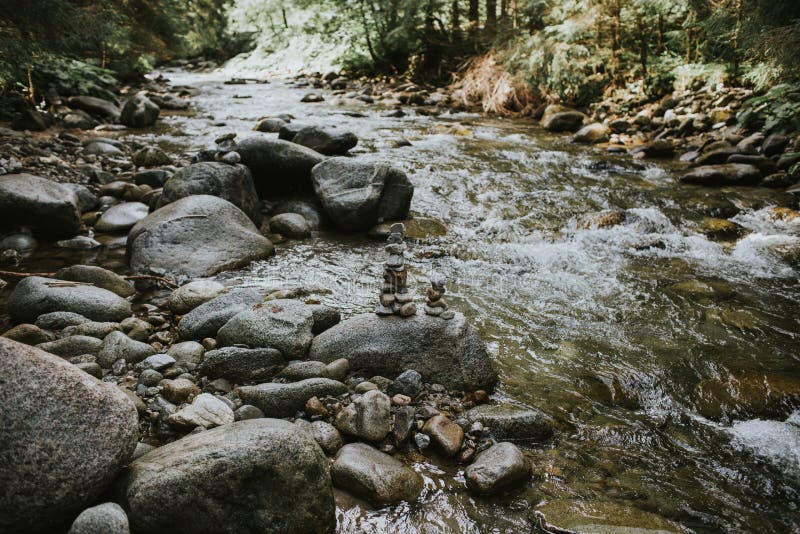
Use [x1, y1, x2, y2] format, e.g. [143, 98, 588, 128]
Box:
[214, 133, 241, 164]
[375, 223, 417, 318]
[424, 273, 454, 320]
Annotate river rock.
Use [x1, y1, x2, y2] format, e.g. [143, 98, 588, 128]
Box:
[95, 202, 150, 233]
[136, 353, 176, 371]
[464, 442, 530, 495]
[236, 137, 325, 196]
[542, 111, 586, 132]
[62, 321, 121, 339]
[0, 339, 138, 533]
[68, 96, 121, 120]
[309, 313, 496, 391]
[572, 122, 609, 144]
[60, 107, 94, 129]
[692, 371, 800, 421]
[120, 92, 159, 128]
[335, 389, 391, 442]
[679, 164, 762, 186]
[421, 414, 464, 456]
[167, 341, 205, 365]
[35, 311, 90, 330]
[37, 335, 102, 357]
[168, 392, 234, 428]
[132, 146, 171, 167]
[177, 288, 264, 339]
[2, 323, 51, 345]
[134, 169, 173, 188]
[118, 419, 335, 534]
[217, 299, 314, 358]
[388, 369, 424, 397]
[84, 141, 124, 157]
[465, 404, 555, 441]
[331, 443, 423, 505]
[55, 264, 135, 297]
[237, 378, 348, 417]
[299, 420, 344, 455]
[271, 199, 325, 229]
[169, 280, 226, 314]
[199, 346, 285, 382]
[0, 174, 81, 238]
[8, 276, 132, 323]
[68, 503, 129, 534]
[311, 158, 414, 232]
[269, 213, 311, 238]
[291, 126, 358, 156]
[255, 117, 288, 132]
[97, 331, 156, 368]
[276, 360, 329, 381]
[159, 162, 262, 225]
[127, 195, 274, 277]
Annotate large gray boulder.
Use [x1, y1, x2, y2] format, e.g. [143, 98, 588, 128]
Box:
[8, 276, 132, 323]
[0, 339, 139, 533]
[127, 195, 274, 277]
[118, 419, 335, 534]
[177, 288, 264, 340]
[292, 126, 358, 156]
[679, 164, 762, 186]
[198, 347, 285, 383]
[311, 158, 413, 232]
[237, 378, 348, 417]
[464, 442, 530, 495]
[159, 162, 262, 225]
[236, 137, 325, 196]
[331, 443, 423, 505]
[120, 92, 159, 128]
[309, 313, 496, 391]
[68, 96, 121, 121]
[0, 174, 81, 238]
[216, 299, 314, 358]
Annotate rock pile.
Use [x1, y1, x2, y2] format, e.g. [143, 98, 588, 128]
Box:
[213, 132, 241, 164]
[424, 272, 454, 320]
[375, 223, 417, 317]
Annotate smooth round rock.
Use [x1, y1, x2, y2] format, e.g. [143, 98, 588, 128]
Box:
[331, 443, 423, 505]
[95, 202, 149, 233]
[68, 502, 130, 534]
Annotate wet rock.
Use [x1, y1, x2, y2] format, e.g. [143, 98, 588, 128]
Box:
[727, 154, 778, 176]
[464, 442, 530, 495]
[255, 117, 288, 132]
[237, 378, 347, 417]
[693, 372, 800, 421]
[168, 392, 234, 428]
[762, 133, 789, 157]
[97, 331, 156, 368]
[84, 141, 124, 157]
[55, 265, 135, 298]
[12, 108, 50, 131]
[8, 276, 132, 323]
[68, 96, 121, 121]
[121, 317, 152, 341]
[368, 217, 447, 240]
[132, 146, 172, 168]
[217, 299, 314, 358]
[62, 183, 97, 212]
[120, 93, 159, 128]
[542, 111, 586, 132]
[421, 414, 464, 456]
[292, 126, 358, 156]
[0, 174, 81, 238]
[37, 335, 102, 357]
[62, 108, 97, 129]
[199, 346, 285, 382]
[388, 369, 424, 398]
[309, 313, 496, 391]
[118, 419, 335, 534]
[159, 162, 262, 225]
[2, 323, 51, 345]
[465, 404, 555, 441]
[236, 137, 325, 196]
[572, 123, 609, 144]
[57, 236, 102, 250]
[95, 202, 150, 233]
[311, 158, 414, 232]
[301, 93, 325, 103]
[271, 199, 325, 229]
[697, 217, 745, 241]
[0, 339, 138, 533]
[668, 278, 732, 300]
[324, 358, 350, 381]
[127, 195, 274, 278]
[269, 213, 311, 238]
[535, 499, 682, 533]
[335, 389, 391, 442]
[680, 164, 762, 186]
[68, 502, 129, 534]
[136, 353, 176, 371]
[177, 288, 264, 340]
[134, 169, 172, 188]
[301, 420, 344, 455]
[167, 341, 205, 366]
[331, 443, 423, 505]
[695, 147, 739, 166]
[169, 280, 226, 314]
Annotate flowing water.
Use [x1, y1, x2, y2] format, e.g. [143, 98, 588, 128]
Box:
[56, 70, 800, 531]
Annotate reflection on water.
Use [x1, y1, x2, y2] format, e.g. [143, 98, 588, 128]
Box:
[46, 70, 800, 531]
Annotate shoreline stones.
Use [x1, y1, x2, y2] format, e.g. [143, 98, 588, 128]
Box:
[335, 389, 391, 442]
[216, 299, 314, 358]
[331, 443, 423, 505]
[0, 174, 81, 238]
[375, 223, 417, 317]
[7, 276, 132, 323]
[464, 442, 530, 495]
[236, 378, 348, 417]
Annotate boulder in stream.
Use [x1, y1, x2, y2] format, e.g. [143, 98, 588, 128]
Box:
[291, 126, 358, 156]
[542, 110, 586, 132]
[0, 338, 138, 533]
[679, 164, 762, 186]
[236, 137, 325, 196]
[95, 202, 150, 233]
[331, 443, 423, 505]
[464, 442, 530, 495]
[127, 195, 274, 278]
[68, 96, 121, 121]
[120, 92, 159, 128]
[309, 312, 496, 391]
[8, 276, 132, 323]
[0, 174, 81, 238]
[216, 299, 315, 358]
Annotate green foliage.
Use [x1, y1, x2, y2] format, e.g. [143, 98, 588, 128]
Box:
[31, 57, 119, 102]
[738, 83, 800, 134]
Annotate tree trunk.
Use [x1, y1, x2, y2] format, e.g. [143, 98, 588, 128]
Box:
[486, 0, 497, 38]
[657, 13, 664, 54]
[637, 12, 647, 78]
[451, 0, 460, 38]
[469, 0, 479, 23]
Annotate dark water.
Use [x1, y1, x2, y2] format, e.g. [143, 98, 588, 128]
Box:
[28, 69, 800, 532]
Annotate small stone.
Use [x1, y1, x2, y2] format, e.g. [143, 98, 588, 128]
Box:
[325, 358, 350, 381]
[136, 353, 176, 371]
[68, 502, 130, 534]
[75, 362, 102, 378]
[305, 396, 328, 416]
[138, 369, 163, 387]
[168, 392, 234, 429]
[440, 310, 455, 320]
[162, 378, 201, 404]
[234, 404, 264, 421]
[219, 151, 241, 164]
[111, 359, 127, 375]
[424, 305, 443, 316]
[464, 442, 530, 495]
[335, 389, 391, 442]
[414, 433, 431, 449]
[205, 378, 233, 394]
[458, 447, 475, 463]
[331, 443, 423, 504]
[393, 406, 415, 445]
[380, 293, 396, 306]
[422, 414, 464, 457]
[399, 302, 417, 317]
[202, 337, 217, 351]
[167, 341, 205, 365]
[392, 394, 411, 406]
[354, 381, 378, 393]
[389, 369, 424, 398]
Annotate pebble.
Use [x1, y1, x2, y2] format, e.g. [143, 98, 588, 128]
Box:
[136, 353, 176, 371]
[234, 404, 265, 421]
[162, 378, 201, 404]
[354, 381, 378, 393]
[138, 369, 163, 387]
[422, 414, 464, 457]
[305, 396, 328, 417]
[392, 394, 411, 406]
[414, 433, 431, 449]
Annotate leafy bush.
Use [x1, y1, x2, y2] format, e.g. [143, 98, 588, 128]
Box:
[737, 83, 800, 134]
[32, 56, 118, 102]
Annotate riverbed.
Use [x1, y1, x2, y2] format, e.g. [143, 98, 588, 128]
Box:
[72, 70, 800, 531]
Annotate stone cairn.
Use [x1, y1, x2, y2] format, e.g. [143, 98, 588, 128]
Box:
[424, 272, 455, 320]
[375, 223, 417, 317]
[214, 133, 241, 164]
